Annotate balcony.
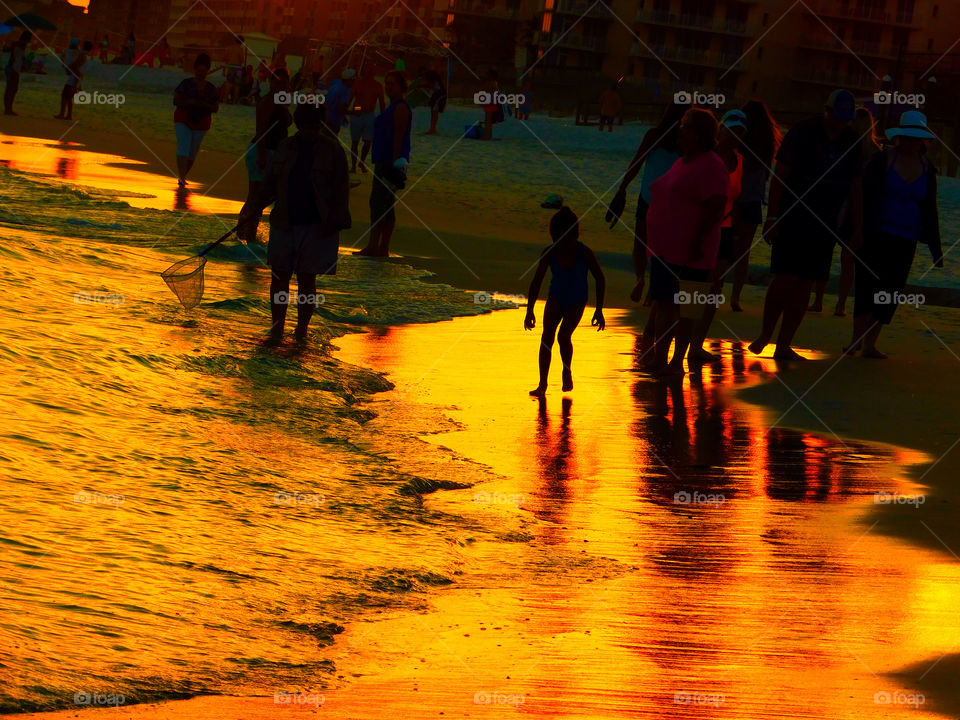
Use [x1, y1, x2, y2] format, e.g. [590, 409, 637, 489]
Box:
[535, 30, 607, 52]
[638, 10, 751, 36]
[640, 44, 747, 71]
[797, 37, 898, 60]
[792, 66, 878, 90]
[551, 0, 613, 19]
[802, 3, 918, 28]
[441, 0, 521, 20]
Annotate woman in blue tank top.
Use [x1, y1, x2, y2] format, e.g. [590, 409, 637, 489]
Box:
[525, 206, 606, 397]
[359, 70, 412, 257]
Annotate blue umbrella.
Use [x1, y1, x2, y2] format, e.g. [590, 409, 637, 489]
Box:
[0, 24, 14, 35]
[3, 13, 57, 31]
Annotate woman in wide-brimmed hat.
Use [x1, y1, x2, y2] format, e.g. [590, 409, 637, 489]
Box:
[846, 110, 943, 358]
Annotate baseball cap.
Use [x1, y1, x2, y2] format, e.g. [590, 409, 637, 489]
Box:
[541, 193, 564, 209]
[721, 109, 747, 130]
[826, 89, 856, 122]
[342, 68, 357, 80]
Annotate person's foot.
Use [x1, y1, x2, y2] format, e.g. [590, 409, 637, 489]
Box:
[834, 301, 846, 317]
[654, 364, 685, 379]
[4, 110, 17, 116]
[688, 348, 716, 363]
[862, 347, 888, 359]
[842, 341, 862, 356]
[356, 245, 377, 256]
[731, 300, 743, 312]
[529, 386, 546, 397]
[562, 370, 573, 392]
[177, 178, 187, 188]
[807, 300, 823, 312]
[293, 329, 308, 343]
[424, 130, 437, 135]
[773, 347, 807, 361]
[748, 338, 768, 356]
[53, 114, 65, 119]
[260, 331, 283, 347]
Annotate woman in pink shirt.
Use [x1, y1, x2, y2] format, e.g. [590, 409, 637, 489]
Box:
[645, 108, 729, 377]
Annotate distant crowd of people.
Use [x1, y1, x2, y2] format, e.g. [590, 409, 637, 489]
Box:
[525, 88, 943, 392]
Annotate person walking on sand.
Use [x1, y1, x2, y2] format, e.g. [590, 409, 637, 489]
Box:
[598, 84, 621, 132]
[645, 108, 729, 378]
[55, 40, 91, 121]
[606, 100, 685, 364]
[730, 99, 782, 311]
[845, 111, 943, 359]
[237, 68, 292, 242]
[358, 71, 411, 258]
[525, 205, 606, 396]
[811, 106, 882, 316]
[749, 89, 862, 360]
[425, 69, 447, 135]
[348, 65, 385, 173]
[480, 69, 499, 141]
[240, 104, 351, 345]
[689, 110, 747, 362]
[173, 53, 219, 188]
[4, 31, 32, 116]
[324, 69, 354, 138]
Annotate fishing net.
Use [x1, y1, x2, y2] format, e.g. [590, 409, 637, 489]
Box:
[161, 255, 207, 309]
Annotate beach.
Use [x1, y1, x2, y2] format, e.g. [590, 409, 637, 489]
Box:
[3, 65, 960, 720]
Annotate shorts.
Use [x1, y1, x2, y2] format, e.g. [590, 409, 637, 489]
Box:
[175, 123, 207, 158]
[770, 220, 836, 282]
[244, 143, 274, 183]
[649, 256, 711, 319]
[268, 223, 339, 275]
[738, 199, 764, 226]
[370, 163, 398, 225]
[350, 113, 376, 143]
[717, 227, 735, 263]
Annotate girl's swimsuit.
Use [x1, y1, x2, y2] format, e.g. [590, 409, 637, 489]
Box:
[548, 242, 589, 308]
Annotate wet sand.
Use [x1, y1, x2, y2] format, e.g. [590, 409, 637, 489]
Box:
[11, 309, 960, 719]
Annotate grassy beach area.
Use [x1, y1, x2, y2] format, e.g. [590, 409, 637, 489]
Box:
[3, 63, 960, 719]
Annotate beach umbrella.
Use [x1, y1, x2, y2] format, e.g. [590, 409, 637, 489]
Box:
[0, 24, 13, 35]
[3, 13, 57, 31]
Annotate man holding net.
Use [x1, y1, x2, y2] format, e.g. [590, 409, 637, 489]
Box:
[240, 103, 351, 344]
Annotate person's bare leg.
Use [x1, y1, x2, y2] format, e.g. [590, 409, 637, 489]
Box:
[750, 275, 789, 355]
[358, 222, 381, 256]
[809, 280, 825, 312]
[640, 306, 657, 369]
[360, 141, 371, 172]
[350, 140, 360, 172]
[557, 302, 586, 391]
[176, 156, 190, 186]
[835, 247, 854, 316]
[652, 300, 677, 372]
[483, 112, 494, 140]
[861, 322, 886, 358]
[774, 278, 812, 360]
[731, 223, 756, 311]
[659, 317, 692, 377]
[268, 269, 293, 343]
[294, 272, 318, 340]
[844, 313, 871, 355]
[531, 298, 563, 396]
[690, 266, 727, 360]
[377, 213, 396, 256]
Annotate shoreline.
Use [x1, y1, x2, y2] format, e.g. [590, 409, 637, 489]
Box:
[5, 309, 960, 719]
[4, 122, 960, 717]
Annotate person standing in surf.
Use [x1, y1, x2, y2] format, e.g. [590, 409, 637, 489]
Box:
[238, 68, 292, 242]
[358, 71, 411, 257]
[525, 205, 606, 397]
[241, 104, 351, 344]
[749, 89, 862, 360]
[845, 111, 943, 358]
[4, 31, 32, 116]
[55, 40, 91, 121]
[173, 53, 219, 188]
[348, 65, 385, 174]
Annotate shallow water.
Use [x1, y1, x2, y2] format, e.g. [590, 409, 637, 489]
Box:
[333, 313, 960, 719]
[0, 134, 240, 215]
[1, 132, 958, 719]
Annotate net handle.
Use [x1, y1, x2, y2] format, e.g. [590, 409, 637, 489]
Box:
[198, 225, 239, 257]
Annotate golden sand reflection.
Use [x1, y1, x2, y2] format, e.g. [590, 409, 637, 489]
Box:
[334, 308, 957, 719]
[0, 134, 241, 214]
